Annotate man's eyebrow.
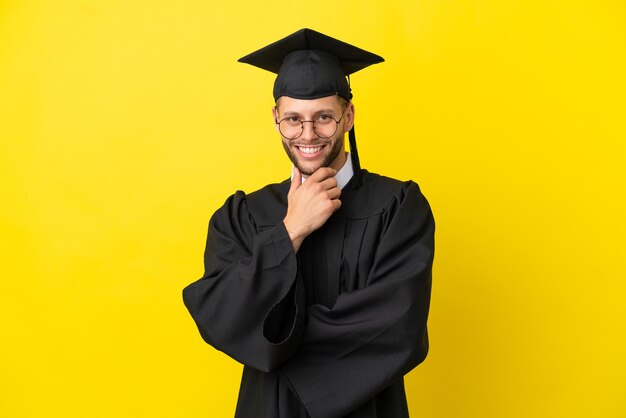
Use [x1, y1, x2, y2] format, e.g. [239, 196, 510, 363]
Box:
[281, 111, 302, 117]
[281, 108, 338, 118]
[313, 108, 338, 116]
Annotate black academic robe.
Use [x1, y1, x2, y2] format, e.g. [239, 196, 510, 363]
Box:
[183, 169, 434, 418]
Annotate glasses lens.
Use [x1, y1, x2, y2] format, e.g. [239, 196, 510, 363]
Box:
[313, 116, 338, 139]
[279, 118, 302, 140]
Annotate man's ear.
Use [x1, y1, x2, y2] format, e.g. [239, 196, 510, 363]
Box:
[344, 102, 355, 132]
[272, 106, 280, 133]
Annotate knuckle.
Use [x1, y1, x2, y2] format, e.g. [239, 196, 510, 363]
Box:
[321, 167, 334, 177]
[314, 169, 327, 178]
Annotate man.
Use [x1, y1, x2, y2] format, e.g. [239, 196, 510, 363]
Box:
[183, 28, 434, 418]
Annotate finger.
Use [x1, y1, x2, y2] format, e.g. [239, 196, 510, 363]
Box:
[326, 187, 341, 200]
[332, 198, 342, 212]
[309, 167, 337, 182]
[289, 167, 301, 193]
[319, 177, 338, 191]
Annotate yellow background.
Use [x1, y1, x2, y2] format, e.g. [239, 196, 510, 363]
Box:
[1, 1, 625, 417]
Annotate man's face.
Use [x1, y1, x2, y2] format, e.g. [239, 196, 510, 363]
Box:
[273, 95, 354, 176]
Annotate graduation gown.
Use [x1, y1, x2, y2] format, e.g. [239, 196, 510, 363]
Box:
[182, 169, 434, 418]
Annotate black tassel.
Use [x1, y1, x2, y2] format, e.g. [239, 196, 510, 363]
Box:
[349, 125, 361, 172]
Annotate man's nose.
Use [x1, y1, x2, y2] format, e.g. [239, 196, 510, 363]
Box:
[300, 121, 317, 141]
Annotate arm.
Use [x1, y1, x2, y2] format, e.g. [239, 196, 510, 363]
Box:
[182, 191, 305, 372]
[278, 181, 435, 418]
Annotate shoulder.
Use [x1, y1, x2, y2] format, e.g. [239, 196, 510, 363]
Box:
[362, 170, 410, 192]
[360, 171, 435, 240]
[338, 170, 428, 218]
[214, 179, 290, 228]
[245, 180, 290, 208]
[364, 170, 427, 199]
[365, 170, 429, 213]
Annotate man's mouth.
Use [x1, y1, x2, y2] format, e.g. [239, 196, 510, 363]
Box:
[298, 146, 322, 154]
[295, 145, 326, 158]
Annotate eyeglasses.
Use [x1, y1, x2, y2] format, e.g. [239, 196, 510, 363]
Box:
[275, 112, 344, 140]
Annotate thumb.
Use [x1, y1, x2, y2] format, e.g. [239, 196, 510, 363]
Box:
[289, 167, 301, 193]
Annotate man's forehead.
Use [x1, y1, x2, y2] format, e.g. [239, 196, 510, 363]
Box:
[277, 95, 345, 113]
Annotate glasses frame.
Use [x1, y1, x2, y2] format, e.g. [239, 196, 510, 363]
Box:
[275, 108, 346, 140]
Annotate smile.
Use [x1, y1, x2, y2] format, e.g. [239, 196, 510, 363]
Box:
[298, 146, 323, 154]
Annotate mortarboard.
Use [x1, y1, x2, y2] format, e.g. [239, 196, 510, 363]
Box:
[238, 28, 384, 172]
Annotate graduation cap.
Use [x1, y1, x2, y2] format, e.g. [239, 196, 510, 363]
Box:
[238, 28, 384, 172]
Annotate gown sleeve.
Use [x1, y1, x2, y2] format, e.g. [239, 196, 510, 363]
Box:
[278, 181, 435, 418]
[182, 191, 305, 373]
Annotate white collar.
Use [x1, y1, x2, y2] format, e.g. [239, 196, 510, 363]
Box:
[291, 152, 354, 190]
[334, 152, 354, 190]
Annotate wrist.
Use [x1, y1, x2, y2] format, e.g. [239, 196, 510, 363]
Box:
[283, 217, 306, 252]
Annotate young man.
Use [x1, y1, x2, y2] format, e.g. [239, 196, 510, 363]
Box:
[183, 28, 435, 418]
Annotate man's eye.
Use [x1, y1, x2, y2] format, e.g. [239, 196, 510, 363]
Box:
[286, 117, 300, 122]
[318, 115, 332, 121]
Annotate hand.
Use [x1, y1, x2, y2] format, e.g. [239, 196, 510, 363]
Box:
[283, 167, 342, 252]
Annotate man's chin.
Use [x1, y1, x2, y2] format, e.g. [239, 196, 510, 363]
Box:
[296, 163, 320, 177]
[293, 157, 326, 176]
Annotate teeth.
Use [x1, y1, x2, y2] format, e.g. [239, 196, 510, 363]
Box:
[299, 146, 322, 154]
